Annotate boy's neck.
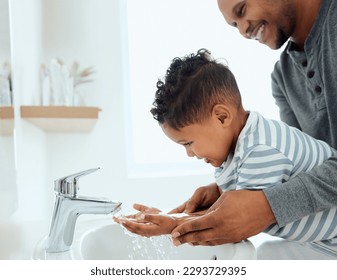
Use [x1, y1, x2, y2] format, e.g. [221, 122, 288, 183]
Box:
[230, 107, 249, 152]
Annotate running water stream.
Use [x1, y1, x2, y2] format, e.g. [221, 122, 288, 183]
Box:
[114, 209, 177, 260]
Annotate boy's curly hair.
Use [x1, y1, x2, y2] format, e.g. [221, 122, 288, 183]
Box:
[150, 49, 242, 130]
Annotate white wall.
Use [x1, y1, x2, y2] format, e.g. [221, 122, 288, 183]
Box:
[0, 0, 17, 218]
[126, 0, 282, 177]
[40, 0, 213, 216]
[9, 0, 282, 225]
[9, 0, 212, 223]
[0, 0, 10, 61]
[9, 0, 48, 222]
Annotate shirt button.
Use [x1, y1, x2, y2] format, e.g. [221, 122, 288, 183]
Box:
[307, 70, 315, 78]
[302, 60, 308, 67]
[315, 85, 322, 94]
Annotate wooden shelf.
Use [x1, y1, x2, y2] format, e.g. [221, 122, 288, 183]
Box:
[0, 106, 14, 136]
[20, 106, 101, 133]
[0, 106, 14, 119]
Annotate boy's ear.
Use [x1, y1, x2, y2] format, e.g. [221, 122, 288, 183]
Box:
[213, 104, 232, 126]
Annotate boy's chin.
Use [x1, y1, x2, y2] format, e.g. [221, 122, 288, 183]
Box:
[211, 162, 222, 168]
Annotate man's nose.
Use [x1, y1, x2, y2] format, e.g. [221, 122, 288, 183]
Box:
[236, 20, 250, 38]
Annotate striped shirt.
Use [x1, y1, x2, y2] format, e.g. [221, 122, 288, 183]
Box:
[215, 111, 337, 242]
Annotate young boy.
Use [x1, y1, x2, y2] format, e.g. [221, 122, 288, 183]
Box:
[115, 49, 337, 243]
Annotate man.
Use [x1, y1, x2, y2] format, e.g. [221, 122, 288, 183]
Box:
[170, 0, 337, 246]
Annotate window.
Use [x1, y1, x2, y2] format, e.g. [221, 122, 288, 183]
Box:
[124, 0, 281, 177]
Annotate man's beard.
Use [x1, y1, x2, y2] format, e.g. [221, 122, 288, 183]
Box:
[275, 28, 289, 49]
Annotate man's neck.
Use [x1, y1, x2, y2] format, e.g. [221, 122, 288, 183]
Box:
[290, 0, 322, 50]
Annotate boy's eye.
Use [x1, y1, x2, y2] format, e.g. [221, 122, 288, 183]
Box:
[183, 142, 193, 147]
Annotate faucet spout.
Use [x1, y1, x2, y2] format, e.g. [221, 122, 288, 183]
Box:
[45, 168, 122, 253]
[46, 196, 121, 253]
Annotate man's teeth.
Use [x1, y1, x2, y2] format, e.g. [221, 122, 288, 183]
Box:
[251, 24, 265, 40]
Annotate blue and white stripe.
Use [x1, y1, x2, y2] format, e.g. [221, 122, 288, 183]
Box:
[215, 111, 337, 242]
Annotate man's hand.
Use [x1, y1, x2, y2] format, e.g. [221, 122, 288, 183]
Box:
[171, 190, 276, 246]
[168, 182, 222, 214]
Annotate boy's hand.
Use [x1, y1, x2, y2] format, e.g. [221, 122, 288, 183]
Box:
[125, 203, 162, 219]
[114, 213, 177, 237]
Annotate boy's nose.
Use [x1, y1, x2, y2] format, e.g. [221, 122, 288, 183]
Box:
[186, 148, 195, 158]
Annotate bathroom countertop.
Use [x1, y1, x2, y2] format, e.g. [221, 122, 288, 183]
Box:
[1, 219, 50, 260]
[249, 233, 337, 260]
[3, 217, 337, 260]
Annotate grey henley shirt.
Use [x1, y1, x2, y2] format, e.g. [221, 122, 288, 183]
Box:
[264, 0, 337, 227]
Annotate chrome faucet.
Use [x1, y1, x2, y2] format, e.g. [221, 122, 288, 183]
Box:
[46, 167, 121, 253]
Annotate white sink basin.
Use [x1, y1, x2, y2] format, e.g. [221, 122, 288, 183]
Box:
[32, 217, 256, 260]
[81, 223, 256, 260]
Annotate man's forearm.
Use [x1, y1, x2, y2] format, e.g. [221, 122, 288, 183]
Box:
[264, 156, 337, 227]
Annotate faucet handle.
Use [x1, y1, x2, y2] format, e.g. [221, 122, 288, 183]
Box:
[54, 167, 100, 197]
